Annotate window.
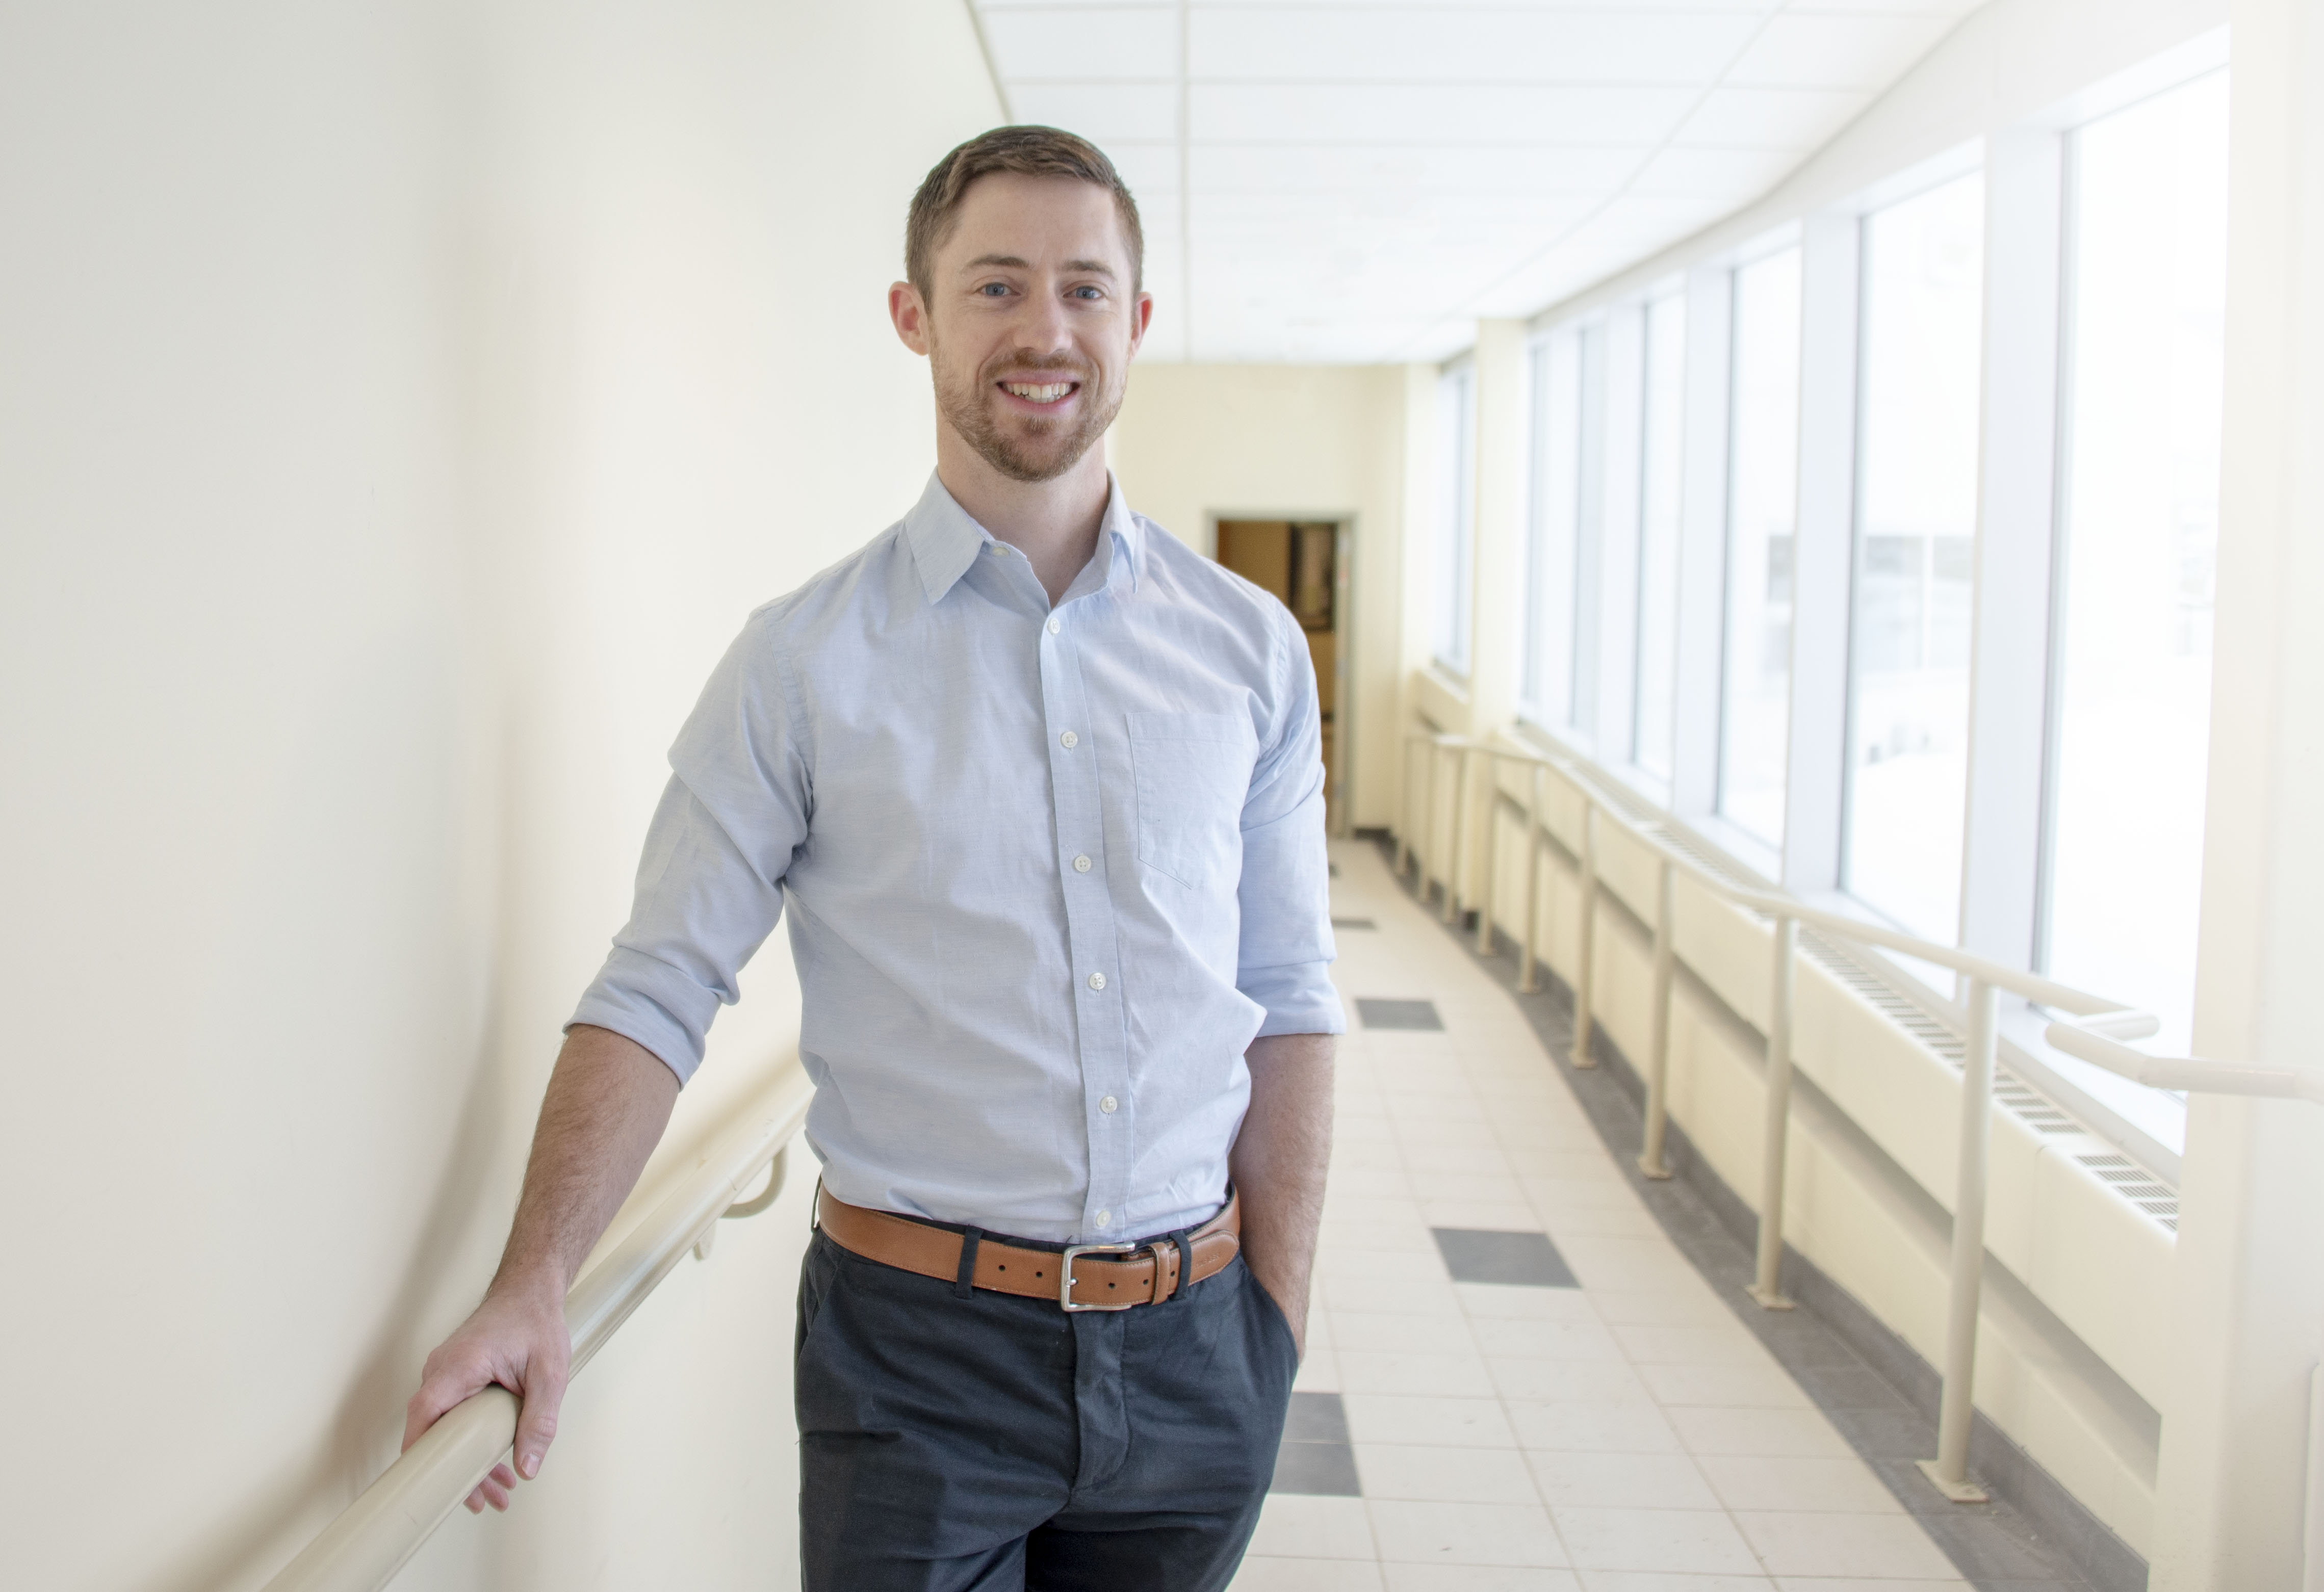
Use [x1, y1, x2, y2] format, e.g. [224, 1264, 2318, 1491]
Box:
[1522, 332, 1581, 722]
[1568, 325, 1610, 739]
[1720, 246, 1803, 849]
[1432, 363, 1475, 675]
[1844, 173, 1985, 943]
[2044, 71, 2229, 1051]
[1633, 293, 1686, 780]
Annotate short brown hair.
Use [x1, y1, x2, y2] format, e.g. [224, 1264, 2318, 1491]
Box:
[905, 125, 1144, 300]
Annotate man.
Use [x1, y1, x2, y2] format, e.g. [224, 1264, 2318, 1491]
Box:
[403, 126, 1341, 1590]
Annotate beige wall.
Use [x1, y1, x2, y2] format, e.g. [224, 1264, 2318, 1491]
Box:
[0, 3, 997, 1587]
[1109, 363, 1411, 830]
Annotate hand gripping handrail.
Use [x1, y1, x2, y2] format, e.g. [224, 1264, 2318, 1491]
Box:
[260, 1056, 816, 1592]
[1398, 728, 2159, 1503]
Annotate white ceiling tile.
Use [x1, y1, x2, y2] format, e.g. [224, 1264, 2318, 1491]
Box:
[1672, 85, 1874, 148]
[1009, 83, 1180, 141]
[1190, 142, 1645, 195]
[1626, 144, 1804, 198]
[1102, 141, 1182, 196]
[1190, 9, 1757, 84]
[1191, 82, 1695, 144]
[984, 5, 1179, 81]
[1724, 13, 1959, 90]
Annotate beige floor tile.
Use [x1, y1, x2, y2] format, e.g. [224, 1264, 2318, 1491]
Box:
[1320, 1248, 1455, 1286]
[1339, 1349, 1498, 1398]
[1526, 1450, 1721, 1511]
[1333, 1310, 1480, 1355]
[1550, 1506, 1763, 1576]
[1328, 1274, 1467, 1317]
[1489, 1355, 1656, 1403]
[1576, 1573, 1775, 1591]
[1321, 1220, 1441, 1256]
[1637, 1362, 1811, 1410]
[1557, 1239, 1706, 1293]
[1296, 1347, 1344, 1393]
[1457, 1283, 1602, 1321]
[1384, 1567, 1583, 1591]
[1353, 1443, 1541, 1505]
[1536, 1205, 1666, 1241]
[1341, 1393, 1519, 1449]
[1465, 1316, 1624, 1362]
[1766, 1571, 1971, 1580]
[1231, 1556, 1386, 1590]
[1421, 1199, 1547, 1231]
[1581, 1289, 1735, 1328]
[1665, 1406, 1854, 1459]
[1520, 1177, 1649, 1212]
[1248, 1495, 1380, 1561]
[1609, 1323, 1771, 1367]
[1734, 1514, 1958, 1580]
[1695, 1455, 1904, 1514]
[1368, 1499, 1570, 1568]
[1509, 1401, 1684, 1455]
[1338, 1114, 1401, 1141]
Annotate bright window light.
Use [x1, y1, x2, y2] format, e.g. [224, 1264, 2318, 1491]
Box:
[1634, 294, 1686, 781]
[2045, 71, 2229, 1051]
[1524, 333, 1580, 722]
[1721, 246, 1803, 850]
[1432, 364, 1475, 676]
[1844, 172, 1985, 943]
[1569, 324, 1608, 739]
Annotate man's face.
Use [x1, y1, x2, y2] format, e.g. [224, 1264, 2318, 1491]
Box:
[899, 173, 1151, 484]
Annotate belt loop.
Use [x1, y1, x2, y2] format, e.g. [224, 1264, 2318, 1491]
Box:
[953, 1227, 983, 1299]
[1169, 1230, 1196, 1303]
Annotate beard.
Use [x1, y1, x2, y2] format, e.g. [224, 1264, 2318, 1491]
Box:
[933, 344, 1122, 484]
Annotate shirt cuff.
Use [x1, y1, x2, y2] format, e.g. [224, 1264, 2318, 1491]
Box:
[566, 946, 718, 1085]
[1240, 960, 1348, 1038]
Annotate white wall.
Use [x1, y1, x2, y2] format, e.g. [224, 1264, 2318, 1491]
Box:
[1109, 363, 1410, 830]
[0, 3, 998, 1587]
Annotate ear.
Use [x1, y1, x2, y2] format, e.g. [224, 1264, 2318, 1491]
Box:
[889, 281, 931, 356]
[1126, 291, 1155, 359]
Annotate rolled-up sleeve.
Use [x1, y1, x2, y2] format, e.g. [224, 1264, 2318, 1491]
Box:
[567, 613, 809, 1084]
[1236, 607, 1345, 1038]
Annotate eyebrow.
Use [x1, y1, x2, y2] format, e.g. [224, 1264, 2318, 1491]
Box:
[961, 253, 1118, 280]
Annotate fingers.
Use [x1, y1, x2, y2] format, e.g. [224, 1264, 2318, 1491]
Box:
[512, 1363, 567, 1481]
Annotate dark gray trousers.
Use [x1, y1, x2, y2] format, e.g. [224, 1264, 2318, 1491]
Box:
[794, 1225, 1298, 1591]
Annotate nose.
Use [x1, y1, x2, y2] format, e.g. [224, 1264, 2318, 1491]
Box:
[1014, 279, 1077, 358]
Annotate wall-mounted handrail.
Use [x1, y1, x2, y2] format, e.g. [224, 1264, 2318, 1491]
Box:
[259, 1057, 816, 1592]
[1398, 726, 2155, 1504]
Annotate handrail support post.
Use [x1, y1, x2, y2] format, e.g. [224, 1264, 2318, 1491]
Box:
[1920, 976, 1998, 1504]
[1476, 753, 1500, 956]
[1517, 763, 1545, 994]
[1638, 856, 1677, 1180]
[1747, 916, 1799, 1309]
[1570, 799, 1599, 1070]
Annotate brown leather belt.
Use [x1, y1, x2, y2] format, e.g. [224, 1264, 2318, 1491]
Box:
[814, 1186, 1241, 1312]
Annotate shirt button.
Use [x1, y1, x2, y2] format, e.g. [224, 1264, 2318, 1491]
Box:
[1046, 615, 1061, 635]
[1100, 1095, 1118, 1114]
[1073, 854, 1092, 873]
[1087, 971, 1107, 991]
[1060, 730, 1078, 749]
[1096, 1210, 1112, 1228]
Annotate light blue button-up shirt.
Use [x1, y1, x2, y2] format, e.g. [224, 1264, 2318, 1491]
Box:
[571, 473, 1342, 1243]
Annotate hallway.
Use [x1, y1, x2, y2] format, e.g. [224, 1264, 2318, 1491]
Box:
[1234, 839, 1967, 1590]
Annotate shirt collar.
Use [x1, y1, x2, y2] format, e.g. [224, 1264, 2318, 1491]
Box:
[903, 469, 1145, 606]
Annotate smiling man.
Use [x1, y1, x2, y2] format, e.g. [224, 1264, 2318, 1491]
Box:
[400, 127, 1342, 1589]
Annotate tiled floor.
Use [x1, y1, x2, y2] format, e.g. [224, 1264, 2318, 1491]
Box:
[1230, 839, 1972, 1592]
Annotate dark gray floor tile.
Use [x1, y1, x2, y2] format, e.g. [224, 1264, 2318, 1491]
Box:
[1332, 917, 1376, 930]
[1283, 1391, 1351, 1444]
[1270, 1440, 1362, 1496]
[1357, 998, 1443, 1030]
[1828, 1406, 1940, 1458]
[1793, 1363, 1917, 1410]
[1917, 1514, 2086, 1582]
[1432, 1227, 1578, 1287]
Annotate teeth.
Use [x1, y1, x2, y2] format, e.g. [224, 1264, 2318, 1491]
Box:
[1004, 382, 1071, 402]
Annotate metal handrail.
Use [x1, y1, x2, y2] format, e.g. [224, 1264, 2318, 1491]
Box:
[260, 1056, 817, 1592]
[1398, 728, 2154, 1503]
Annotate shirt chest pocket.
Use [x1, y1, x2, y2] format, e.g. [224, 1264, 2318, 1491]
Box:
[1126, 711, 1255, 892]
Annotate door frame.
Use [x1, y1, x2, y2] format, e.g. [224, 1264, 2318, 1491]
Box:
[1203, 510, 1358, 837]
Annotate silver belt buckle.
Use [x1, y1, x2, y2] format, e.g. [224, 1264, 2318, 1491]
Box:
[1060, 1241, 1141, 1312]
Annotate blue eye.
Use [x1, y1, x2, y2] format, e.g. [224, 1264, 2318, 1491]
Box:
[979, 283, 1009, 296]
[1072, 286, 1102, 300]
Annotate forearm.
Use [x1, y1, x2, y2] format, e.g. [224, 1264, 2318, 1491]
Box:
[1228, 1030, 1335, 1353]
[489, 1023, 681, 1302]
